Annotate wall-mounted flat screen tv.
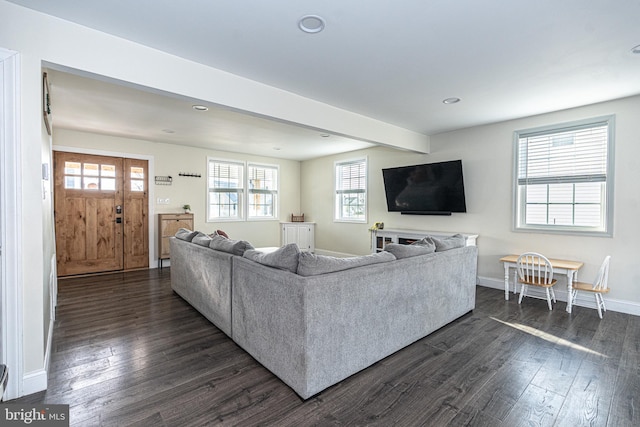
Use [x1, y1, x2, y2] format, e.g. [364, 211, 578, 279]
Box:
[382, 160, 467, 215]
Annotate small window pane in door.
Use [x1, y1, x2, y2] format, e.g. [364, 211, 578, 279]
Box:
[101, 164, 116, 177]
[64, 162, 81, 175]
[131, 180, 144, 192]
[130, 167, 144, 179]
[83, 163, 99, 176]
[85, 177, 99, 189]
[101, 178, 116, 191]
[65, 176, 81, 189]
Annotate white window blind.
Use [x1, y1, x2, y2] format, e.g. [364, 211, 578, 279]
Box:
[335, 158, 367, 222]
[207, 159, 244, 220]
[515, 116, 614, 235]
[248, 164, 278, 219]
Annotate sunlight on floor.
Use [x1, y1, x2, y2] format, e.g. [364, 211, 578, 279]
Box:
[490, 317, 608, 357]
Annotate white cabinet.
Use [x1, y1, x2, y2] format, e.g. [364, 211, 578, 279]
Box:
[372, 228, 477, 253]
[281, 222, 315, 252]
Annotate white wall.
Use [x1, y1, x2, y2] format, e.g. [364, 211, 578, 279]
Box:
[55, 129, 301, 250]
[301, 95, 640, 313]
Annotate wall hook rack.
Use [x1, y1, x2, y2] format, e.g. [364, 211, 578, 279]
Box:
[179, 172, 201, 178]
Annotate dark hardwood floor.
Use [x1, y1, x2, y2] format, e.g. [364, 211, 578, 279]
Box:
[9, 269, 640, 426]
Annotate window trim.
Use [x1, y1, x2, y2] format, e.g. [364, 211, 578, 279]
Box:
[512, 115, 615, 237]
[334, 157, 368, 223]
[247, 162, 279, 221]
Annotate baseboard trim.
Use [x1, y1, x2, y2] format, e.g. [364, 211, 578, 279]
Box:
[22, 369, 47, 397]
[478, 276, 640, 316]
[44, 315, 54, 373]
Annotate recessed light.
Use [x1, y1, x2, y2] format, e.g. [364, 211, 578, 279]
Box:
[273, 147, 282, 151]
[298, 15, 325, 34]
[192, 105, 208, 111]
[162, 129, 175, 134]
[631, 44, 640, 54]
[442, 97, 461, 104]
[320, 133, 330, 138]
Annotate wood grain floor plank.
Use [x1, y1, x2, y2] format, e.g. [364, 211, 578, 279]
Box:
[608, 367, 640, 427]
[554, 360, 616, 427]
[619, 313, 640, 374]
[502, 383, 565, 426]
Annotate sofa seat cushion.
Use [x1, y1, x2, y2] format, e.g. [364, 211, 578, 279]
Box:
[243, 243, 300, 273]
[432, 234, 465, 251]
[175, 228, 199, 242]
[209, 234, 254, 256]
[297, 251, 396, 276]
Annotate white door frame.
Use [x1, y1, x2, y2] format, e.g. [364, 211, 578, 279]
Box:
[0, 47, 23, 400]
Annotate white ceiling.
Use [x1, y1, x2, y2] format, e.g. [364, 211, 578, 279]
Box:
[10, 0, 640, 160]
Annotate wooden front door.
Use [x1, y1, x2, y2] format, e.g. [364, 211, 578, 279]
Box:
[54, 152, 148, 276]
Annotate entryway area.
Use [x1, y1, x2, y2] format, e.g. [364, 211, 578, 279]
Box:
[54, 151, 149, 276]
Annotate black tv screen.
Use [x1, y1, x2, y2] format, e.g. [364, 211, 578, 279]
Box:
[382, 160, 467, 215]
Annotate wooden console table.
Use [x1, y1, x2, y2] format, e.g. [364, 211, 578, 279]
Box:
[500, 255, 583, 313]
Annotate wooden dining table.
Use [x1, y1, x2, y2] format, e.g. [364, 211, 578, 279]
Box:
[500, 255, 584, 313]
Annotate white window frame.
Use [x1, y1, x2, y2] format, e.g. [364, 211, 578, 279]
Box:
[247, 162, 279, 220]
[207, 158, 245, 222]
[334, 157, 368, 223]
[513, 115, 615, 237]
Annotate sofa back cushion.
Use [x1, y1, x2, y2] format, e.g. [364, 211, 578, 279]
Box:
[432, 234, 465, 251]
[243, 243, 300, 273]
[209, 234, 254, 256]
[175, 228, 199, 242]
[384, 240, 435, 259]
[297, 251, 396, 276]
[191, 232, 213, 247]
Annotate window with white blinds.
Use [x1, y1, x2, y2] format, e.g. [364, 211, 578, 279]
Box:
[514, 116, 614, 236]
[207, 159, 279, 221]
[248, 163, 278, 219]
[207, 159, 244, 221]
[335, 158, 367, 222]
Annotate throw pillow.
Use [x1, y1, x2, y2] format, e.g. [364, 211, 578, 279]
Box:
[175, 228, 199, 242]
[209, 229, 229, 239]
[191, 232, 212, 247]
[209, 234, 254, 256]
[297, 251, 396, 277]
[384, 242, 435, 259]
[431, 234, 465, 251]
[243, 243, 300, 273]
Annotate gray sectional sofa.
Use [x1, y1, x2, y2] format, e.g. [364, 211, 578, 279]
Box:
[170, 231, 478, 399]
